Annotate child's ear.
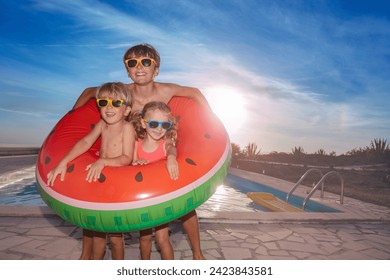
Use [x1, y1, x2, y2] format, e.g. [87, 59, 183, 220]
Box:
[124, 106, 131, 116]
[141, 119, 147, 129]
[153, 67, 160, 78]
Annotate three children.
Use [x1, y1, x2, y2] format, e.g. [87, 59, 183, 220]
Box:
[50, 43, 210, 260]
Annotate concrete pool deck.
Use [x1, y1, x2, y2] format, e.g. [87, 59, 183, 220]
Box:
[0, 168, 390, 260]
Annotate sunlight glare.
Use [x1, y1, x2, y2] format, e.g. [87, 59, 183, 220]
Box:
[204, 87, 247, 134]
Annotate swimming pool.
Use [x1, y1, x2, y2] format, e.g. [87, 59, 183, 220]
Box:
[0, 167, 44, 206]
[223, 174, 341, 213]
[0, 168, 341, 213]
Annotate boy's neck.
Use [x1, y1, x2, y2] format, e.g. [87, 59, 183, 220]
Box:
[130, 82, 160, 112]
[131, 81, 157, 96]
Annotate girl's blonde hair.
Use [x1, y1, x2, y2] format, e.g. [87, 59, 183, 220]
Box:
[132, 101, 178, 143]
[95, 82, 132, 105]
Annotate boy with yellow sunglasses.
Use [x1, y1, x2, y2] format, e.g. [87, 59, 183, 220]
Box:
[49, 82, 135, 260]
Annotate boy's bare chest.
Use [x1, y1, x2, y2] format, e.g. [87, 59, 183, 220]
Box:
[100, 129, 123, 158]
[132, 93, 171, 113]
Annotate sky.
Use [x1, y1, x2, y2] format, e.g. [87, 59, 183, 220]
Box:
[0, 0, 389, 155]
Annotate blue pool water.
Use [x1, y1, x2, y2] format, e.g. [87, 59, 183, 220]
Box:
[0, 169, 341, 213]
[224, 174, 341, 213]
[0, 176, 45, 206]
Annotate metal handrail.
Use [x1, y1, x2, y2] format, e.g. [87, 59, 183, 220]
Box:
[286, 168, 323, 203]
[302, 171, 344, 210]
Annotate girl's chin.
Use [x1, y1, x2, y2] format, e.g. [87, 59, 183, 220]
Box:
[149, 134, 164, 141]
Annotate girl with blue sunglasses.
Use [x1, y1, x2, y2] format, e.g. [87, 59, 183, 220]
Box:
[132, 101, 178, 259]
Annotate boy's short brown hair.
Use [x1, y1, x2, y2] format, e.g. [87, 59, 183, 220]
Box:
[123, 43, 160, 67]
[96, 82, 132, 105]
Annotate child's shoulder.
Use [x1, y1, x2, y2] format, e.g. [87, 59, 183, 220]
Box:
[155, 81, 180, 90]
[82, 86, 98, 94]
[123, 120, 136, 131]
[155, 82, 184, 97]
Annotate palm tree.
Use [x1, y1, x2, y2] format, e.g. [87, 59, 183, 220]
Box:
[231, 143, 243, 159]
[368, 138, 389, 160]
[291, 146, 305, 161]
[244, 142, 261, 159]
[315, 149, 326, 156]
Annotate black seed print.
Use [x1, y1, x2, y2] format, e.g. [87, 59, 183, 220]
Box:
[204, 133, 211, 139]
[185, 158, 197, 166]
[135, 172, 143, 182]
[98, 173, 106, 183]
[90, 123, 95, 129]
[45, 156, 51, 164]
[67, 164, 74, 173]
[48, 129, 55, 136]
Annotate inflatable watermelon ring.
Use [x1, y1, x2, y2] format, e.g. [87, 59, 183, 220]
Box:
[36, 97, 231, 232]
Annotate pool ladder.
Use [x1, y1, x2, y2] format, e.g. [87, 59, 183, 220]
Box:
[286, 168, 344, 210]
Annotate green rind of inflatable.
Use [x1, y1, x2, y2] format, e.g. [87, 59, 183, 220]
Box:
[37, 156, 230, 232]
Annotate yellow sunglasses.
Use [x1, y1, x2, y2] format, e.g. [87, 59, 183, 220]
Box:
[125, 57, 157, 68]
[96, 98, 127, 108]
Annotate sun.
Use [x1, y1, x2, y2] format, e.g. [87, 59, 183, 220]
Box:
[204, 86, 247, 134]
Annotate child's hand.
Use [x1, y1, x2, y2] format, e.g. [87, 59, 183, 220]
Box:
[47, 164, 67, 187]
[166, 156, 179, 180]
[85, 159, 106, 182]
[132, 158, 148, 165]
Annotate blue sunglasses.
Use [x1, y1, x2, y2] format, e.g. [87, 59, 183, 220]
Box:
[143, 119, 173, 130]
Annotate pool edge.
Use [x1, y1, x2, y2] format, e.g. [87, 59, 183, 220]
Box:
[1, 205, 389, 224]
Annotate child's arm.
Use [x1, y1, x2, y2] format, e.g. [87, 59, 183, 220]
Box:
[164, 84, 212, 110]
[72, 87, 97, 110]
[85, 123, 136, 182]
[47, 120, 103, 186]
[165, 139, 179, 180]
[132, 140, 138, 162]
[131, 139, 149, 165]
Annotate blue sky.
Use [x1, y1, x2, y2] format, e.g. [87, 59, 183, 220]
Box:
[1, 0, 389, 154]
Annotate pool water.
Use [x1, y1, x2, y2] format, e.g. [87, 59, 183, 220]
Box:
[0, 167, 45, 206]
[0, 168, 340, 213]
[224, 174, 341, 213]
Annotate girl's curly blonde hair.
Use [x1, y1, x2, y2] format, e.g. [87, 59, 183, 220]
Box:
[131, 101, 178, 143]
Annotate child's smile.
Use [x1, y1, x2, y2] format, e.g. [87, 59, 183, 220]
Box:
[98, 96, 130, 125]
[101, 108, 123, 124]
[149, 127, 165, 140]
[143, 110, 170, 141]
